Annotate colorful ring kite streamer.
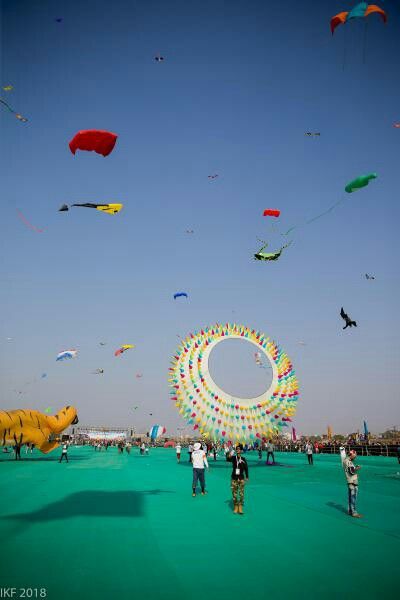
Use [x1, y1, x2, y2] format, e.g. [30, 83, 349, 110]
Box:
[169, 323, 299, 443]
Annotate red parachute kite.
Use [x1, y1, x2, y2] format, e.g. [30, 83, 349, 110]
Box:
[263, 209, 281, 218]
[69, 130, 118, 157]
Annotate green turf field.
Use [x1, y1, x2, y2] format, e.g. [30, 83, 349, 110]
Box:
[0, 447, 398, 599]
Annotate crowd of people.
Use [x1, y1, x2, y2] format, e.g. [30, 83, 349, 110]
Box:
[4, 434, 399, 520]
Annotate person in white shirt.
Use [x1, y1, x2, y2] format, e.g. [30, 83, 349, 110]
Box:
[266, 440, 275, 465]
[343, 449, 362, 518]
[59, 443, 69, 463]
[191, 442, 209, 497]
[176, 443, 182, 463]
[305, 441, 313, 465]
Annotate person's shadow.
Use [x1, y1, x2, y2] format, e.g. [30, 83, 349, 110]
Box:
[3, 489, 174, 524]
[326, 501, 348, 515]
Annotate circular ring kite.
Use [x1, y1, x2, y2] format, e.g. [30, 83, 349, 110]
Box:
[169, 323, 299, 443]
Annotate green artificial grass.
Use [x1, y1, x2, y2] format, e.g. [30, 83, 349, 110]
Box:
[0, 447, 399, 599]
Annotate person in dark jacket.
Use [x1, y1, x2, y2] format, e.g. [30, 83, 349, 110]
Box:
[226, 445, 249, 515]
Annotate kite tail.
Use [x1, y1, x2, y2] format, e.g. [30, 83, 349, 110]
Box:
[16, 209, 44, 233]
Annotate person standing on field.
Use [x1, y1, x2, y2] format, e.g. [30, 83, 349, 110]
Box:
[191, 442, 208, 497]
[227, 445, 249, 515]
[176, 443, 182, 463]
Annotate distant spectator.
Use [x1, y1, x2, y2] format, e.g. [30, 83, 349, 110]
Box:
[59, 442, 69, 463]
[305, 441, 313, 465]
[266, 440, 275, 465]
[176, 443, 182, 463]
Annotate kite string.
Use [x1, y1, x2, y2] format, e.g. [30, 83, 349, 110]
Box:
[342, 23, 347, 71]
[0, 97, 28, 122]
[0, 98, 14, 112]
[305, 197, 344, 225]
[281, 197, 345, 237]
[362, 19, 368, 65]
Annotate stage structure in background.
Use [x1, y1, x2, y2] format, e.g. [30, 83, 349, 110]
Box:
[75, 427, 128, 441]
[169, 323, 299, 443]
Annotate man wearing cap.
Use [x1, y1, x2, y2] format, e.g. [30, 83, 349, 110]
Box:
[191, 442, 209, 497]
[227, 445, 249, 515]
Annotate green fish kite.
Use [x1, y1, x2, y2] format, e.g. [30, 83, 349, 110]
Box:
[345, 173, 377, 193]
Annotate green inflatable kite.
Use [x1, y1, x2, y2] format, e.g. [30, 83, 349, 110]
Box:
[345, 173, 377, 193]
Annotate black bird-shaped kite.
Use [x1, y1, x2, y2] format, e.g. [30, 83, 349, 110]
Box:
[340, 307, 357, 330]
[365, 273, 375, 280]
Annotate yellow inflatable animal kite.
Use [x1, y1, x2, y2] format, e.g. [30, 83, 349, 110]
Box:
[0, 406, 78, 453]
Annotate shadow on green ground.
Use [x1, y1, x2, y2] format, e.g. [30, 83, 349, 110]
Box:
[3, 489, 175, 523]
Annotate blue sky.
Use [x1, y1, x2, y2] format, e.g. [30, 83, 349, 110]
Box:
[1, 0, 399, 436]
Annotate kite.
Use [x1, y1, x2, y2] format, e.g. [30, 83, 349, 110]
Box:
[99, 342, 106, 346]
[365, 273, 375, 280]
[16, 209, 44, 233]
[69, 130, 118, 157]
[41, 373, 47, 379]
[0, 98, 28, 122]
[59, 203, 123, 215]
[0, 406, 78, 453]
[263, 209, 280, 218]
[149, 425, 166, 440]
[331, 3, 387, 34]
[92, 369, 104, 374]
[254, 351, 271, 370]
[305, 132, 320, 137]
[186, 229, 194, 234]
[3, 85, 13, 91]
[340, 307, 357, 329]
[254, 241, 291, 262]
[208, 174, 219, 180]
[55, 17, 63, 22]
[345, 173, 377, 193]
[154, 54, 164, 62]
[132, 406, 139, 410]
[174, 292, 188, 300]
[56, 350, 78, 361]
[136, 373, 143, 378]
[298, 341, 307, 346]
[44, 407, 53, 414]
[279, 173, 377, 238]
[394, 123, 400, 129]
[114, 344, 134, 357]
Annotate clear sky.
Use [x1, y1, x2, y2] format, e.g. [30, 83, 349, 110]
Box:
[1, 0, 399, 436]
